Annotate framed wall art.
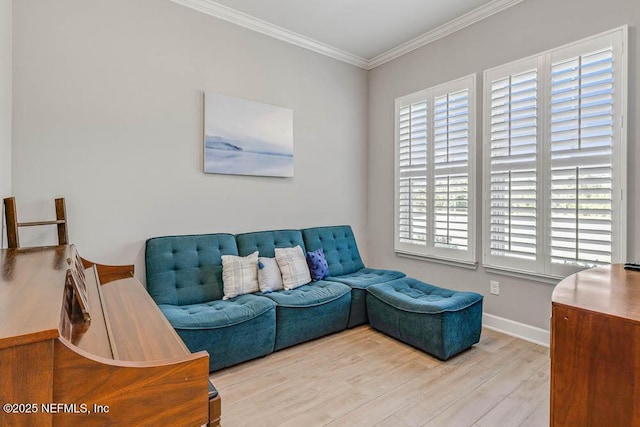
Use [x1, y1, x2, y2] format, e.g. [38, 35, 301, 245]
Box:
[204, 92, 294, 177]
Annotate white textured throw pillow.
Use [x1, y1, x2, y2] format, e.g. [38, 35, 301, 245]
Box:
[275, 246, 312, 290]
[257, 257, 283, 293]
[221, 251, 259, 300]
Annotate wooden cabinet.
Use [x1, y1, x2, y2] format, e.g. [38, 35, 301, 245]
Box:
[551, 264, 640, 426]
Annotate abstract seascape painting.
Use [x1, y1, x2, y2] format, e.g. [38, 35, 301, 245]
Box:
[204, 92, 294, 177]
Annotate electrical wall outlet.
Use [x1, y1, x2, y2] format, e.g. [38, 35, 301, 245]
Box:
[490, 280, 500, 295]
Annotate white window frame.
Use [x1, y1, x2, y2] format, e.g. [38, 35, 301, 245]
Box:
[394, 74, 477, 267]
[482, 26, 627, 280]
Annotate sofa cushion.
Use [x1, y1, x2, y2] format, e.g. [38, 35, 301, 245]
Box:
[324, 267, 406, 290]
[261, 281, 351, 351]
[367, 278, 482, 314]
[146, 233, 238, 305]
[221, 251, 259, 299]
[260, 281, 351, 308]
[302, 226, 365, 276]
[163, 294, 277, 371]
[236, 229, 306, 257]
[158, 293, 276, 329]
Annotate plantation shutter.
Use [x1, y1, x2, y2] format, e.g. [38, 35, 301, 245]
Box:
[398, 101, 428, 246]
[396, 75, 476, 264]
[548, 32, 624, 277]
[485, 60, 539, 271]
[433, 89, 470, 251]
[484, 27, 626, 279]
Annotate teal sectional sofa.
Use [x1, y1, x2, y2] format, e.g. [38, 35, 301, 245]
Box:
[146, 225, 405, 371]
[146, 225, 483, 372]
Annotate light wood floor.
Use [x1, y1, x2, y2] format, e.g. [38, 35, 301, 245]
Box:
[210, 326, 550, 427]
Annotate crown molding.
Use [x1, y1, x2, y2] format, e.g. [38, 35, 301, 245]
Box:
[368, 0, 525, 68]
[170, 0, 369, 69]
[171, 0, 524, 70]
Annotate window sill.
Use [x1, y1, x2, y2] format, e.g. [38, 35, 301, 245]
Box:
[396, 250, 478, 270]
[483, 265, 564, 285]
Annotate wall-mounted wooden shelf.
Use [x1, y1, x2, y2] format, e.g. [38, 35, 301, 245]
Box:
[3, 196, 69, 249]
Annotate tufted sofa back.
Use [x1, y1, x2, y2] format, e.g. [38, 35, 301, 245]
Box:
[236, 229, 306, 257]
[302, 226, 364, 276]
[145, 234, 238, 306]
[145, 227, 365, 306]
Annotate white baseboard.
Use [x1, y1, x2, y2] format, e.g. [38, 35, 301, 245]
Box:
[482, 313, 550, 347]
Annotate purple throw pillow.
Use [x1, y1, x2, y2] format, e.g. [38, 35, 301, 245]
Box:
[306, 248, 329, 281]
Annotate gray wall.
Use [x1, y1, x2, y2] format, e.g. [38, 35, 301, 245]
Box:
[0, 0, 11, 247]
[10, 0, 638, 331]
[12, 0, 369, 280]
[368, 0, 639, 330]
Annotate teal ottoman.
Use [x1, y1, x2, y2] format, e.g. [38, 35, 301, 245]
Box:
[366, 278, 483, 360]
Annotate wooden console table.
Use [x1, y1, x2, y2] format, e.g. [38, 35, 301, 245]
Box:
[551, 264, 640, 426]
[0, 245, 221, 426]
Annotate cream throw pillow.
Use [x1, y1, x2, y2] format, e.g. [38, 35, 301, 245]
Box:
[221, 251, 259, 299]
[275, 246, 312, 290]
[258, 257, 283, 292]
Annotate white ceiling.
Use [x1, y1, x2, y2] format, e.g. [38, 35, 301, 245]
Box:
[172, 0, 524, 69]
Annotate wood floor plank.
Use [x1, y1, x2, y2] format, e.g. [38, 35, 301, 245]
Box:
[374, 415, 412, 427]
[383, 341, 536, 427]
[211, 329, 375, 398]
[227, 336, 424, 425]
[223, 333, 408, 407]
[420, 347, 548, 426]
[211, 327, 368, 384]
[279, 355, 434, 427]
[474, 360, 550, 427]
[473, 328, 518, 353]
[208, 326, 551, 427]
[327, 342, 536, 426]
[519, 390, 551, 427]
